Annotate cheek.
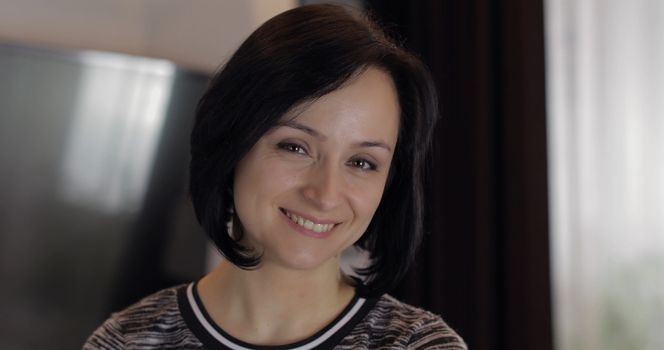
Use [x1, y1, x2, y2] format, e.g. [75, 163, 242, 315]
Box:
[349, 183, 386, 225]
[234, 156, 302, 210]
[256, 160, 303, 197]
[343, 189, 384, 247]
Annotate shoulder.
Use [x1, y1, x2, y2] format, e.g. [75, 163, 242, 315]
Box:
[83, 285, 200, 350]
[106, 285, 182, 333]
[347, 294, 467, 349]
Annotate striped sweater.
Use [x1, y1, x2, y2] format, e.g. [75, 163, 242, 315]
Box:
[84, 283, 466, 349]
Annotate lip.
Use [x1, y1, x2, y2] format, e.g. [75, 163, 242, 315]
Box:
[280, 208, 339, 225]
[279, 208, 339, 239]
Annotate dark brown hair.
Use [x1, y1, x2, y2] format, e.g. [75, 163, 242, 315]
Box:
[189, 4, 439, 297]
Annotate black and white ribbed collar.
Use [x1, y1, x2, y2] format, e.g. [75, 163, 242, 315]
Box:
[177, 281, 376, 350]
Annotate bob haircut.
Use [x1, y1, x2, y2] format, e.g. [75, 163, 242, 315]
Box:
[189, 4, 439, 297]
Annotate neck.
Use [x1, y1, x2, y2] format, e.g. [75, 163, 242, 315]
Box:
[198, 259, 356, 346]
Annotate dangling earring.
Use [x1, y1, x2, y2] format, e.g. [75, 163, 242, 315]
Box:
[226, 185, 235, 239]
[226, 205, 235, 239]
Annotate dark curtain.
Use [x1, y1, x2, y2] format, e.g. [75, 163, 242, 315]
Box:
[365, 1, 553, 349]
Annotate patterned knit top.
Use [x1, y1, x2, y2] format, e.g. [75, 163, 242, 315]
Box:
[84, 283, 466, 349]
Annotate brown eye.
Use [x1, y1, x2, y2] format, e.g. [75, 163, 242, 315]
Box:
[277, 142, 307, 155]
[348, 158, 377, 171]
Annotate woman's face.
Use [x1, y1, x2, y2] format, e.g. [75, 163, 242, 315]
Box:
[233, 67, 400, 272]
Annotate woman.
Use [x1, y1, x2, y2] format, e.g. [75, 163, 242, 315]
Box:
[85, 4, 466, 349]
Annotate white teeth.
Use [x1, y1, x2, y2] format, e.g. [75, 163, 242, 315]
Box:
[285, 210, 335, 233]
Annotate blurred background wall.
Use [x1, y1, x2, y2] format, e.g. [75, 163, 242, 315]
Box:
[0, 0, 296, 73]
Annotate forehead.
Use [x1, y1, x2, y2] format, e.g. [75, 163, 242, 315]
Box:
[281, 67, 400, 146]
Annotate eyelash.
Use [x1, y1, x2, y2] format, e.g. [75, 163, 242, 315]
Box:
[276, 142, 378, 172]
[277, 142, 307, 155]
[348, 158, 377, 171]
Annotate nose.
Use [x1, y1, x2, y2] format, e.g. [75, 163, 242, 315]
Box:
[301, 161, 344, 211]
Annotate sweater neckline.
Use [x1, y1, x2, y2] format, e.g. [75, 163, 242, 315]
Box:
[177, 281, 376, 350]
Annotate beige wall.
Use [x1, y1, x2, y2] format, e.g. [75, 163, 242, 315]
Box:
[0, 0, 296, 73]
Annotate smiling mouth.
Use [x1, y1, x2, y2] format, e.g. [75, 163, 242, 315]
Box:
[280, 208, 338, 233]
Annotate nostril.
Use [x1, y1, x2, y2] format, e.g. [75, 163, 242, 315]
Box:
[301, 180, 343, 210]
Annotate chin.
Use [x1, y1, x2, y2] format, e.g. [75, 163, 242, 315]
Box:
[275, 250, 338, 271]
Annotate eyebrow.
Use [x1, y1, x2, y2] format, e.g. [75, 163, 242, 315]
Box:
[277, 120, 323, 139]
[276, 120, 393, 152]
[356, 140, 392, 152]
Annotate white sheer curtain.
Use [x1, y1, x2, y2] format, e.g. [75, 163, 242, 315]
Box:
[546, 1, 664, 349]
